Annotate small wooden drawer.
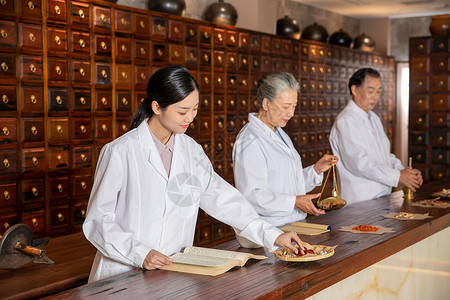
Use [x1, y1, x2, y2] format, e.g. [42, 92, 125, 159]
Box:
[73, 145, 92, 168]
[72, 60, 90, 83]
[72, 31, 90, 54]
[213, 222, 225, 241]
[22, 147, 45, 174]
[168, 19, 183, 41]
[116, 64, 132, 85]
[0, 20, 17, 50]
[250, 55, 260, 73]
[117, 91, 132, 112]
[168, 43, 184, 65]
[93, 5, 111, 30]
[95, 62, 112, 85]
[20, 0, 42, 19]
[21, 178, 45, 203]
[22, 209, 45, 236]
[213, 94, 225, 113]
[47, 0, 66, 23]
[0, 0, 15, 18]
[226, 52, 237, 72]
[261, 35, 271, 54]
[200, 93, 211, 113]
[199, 49, 211, 67]
[430, 167, 449, 181]
[20, 55, 43, 81]
[214, 73, 225, 90]
[239, 32, 249, 51]
[73, 118, 92, 140]
[250, 34, 261, 52]
[261, 56, 271, 73]
[21, 86, 43, 113]
[214, 115, 225, 133]
[432, 53, 449, 73]
[431, 75, 449, 92]
[226, 94, 238, 112]
[116, 37, 131, 61]
[431, 130, 449, 146]
[115, 9, 131, 33]
[73, 173, 91, 197]
[433, 37, 449, 52]
[411, 131, 428, 146]
[199, 115, 211, 137]
[135, 91, 146, 107]
[48, 59, 68, 81]
[0, 85, 16, 111]
[48, 117, 69, 142]
[135, 65, 150, 86]
[95, 90, 112, 111]
[214, 50, 225, 69]
[0, 182, 17, 208]
[116, 119, 130, 137]
[22, 117, 44, 142]
[0, 117, 17, 143]
[50, 205, 69, 228]
[411, 57, 429, 74]
[432, 149, 449, 164]
[135, 41, 150, 62]
[239, 95, 249, 112]
[134, 14, 149, 37]
[272, 37, 281, 55]
[227, 75, 237, 90]
[71, 1, 90, 27]
[214, 28, 226, 48]
[431, 113, 449, 127]
[0, 149, 17, 175]
[48, 87, 69, 111]
[239, 54, 249, 72]
[410, 38, 430, 55]
[72, 202, 88, 226]
[198, 72, 211, 90]
[410, 76, 429, 94]
[49, 176, 69, 199]
[199, 25, 211, 45]
[431, 94, 449, 111]
[151, 16, 167, 38]
[186, 118, 198, 137]
[213, 160, 225, 177]
[48, 146, 69, 169]
[185, 23, 197, 43]
[198, 224, 212, 245]
[95, 118, 113, 139]
[152, 43, 167, 62]
[95, 34, 111, 56]
[19, 23, 42, 50]
[411, 147, 427, 164]
[47, 27, 67, 52]
[281, 39, 292, 56]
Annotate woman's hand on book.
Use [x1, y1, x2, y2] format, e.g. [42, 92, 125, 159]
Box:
[274, 232, 305, 255]
[143, 249, 173, 270]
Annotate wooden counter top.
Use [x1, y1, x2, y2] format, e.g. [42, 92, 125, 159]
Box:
[41, 179, 450, 299]
[0, 231, 96, 300]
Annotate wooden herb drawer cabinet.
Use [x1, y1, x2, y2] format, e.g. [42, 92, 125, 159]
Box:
[409, 36, 450, 182]
[0, 0, 394, 246]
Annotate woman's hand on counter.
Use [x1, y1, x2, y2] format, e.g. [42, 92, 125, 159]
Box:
[143, 249, 173, 270]
[274, 231, 305, 255]
[313, 154, 339, 175]
[295, 193, 325, 216]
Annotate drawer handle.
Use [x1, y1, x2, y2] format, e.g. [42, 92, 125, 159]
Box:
[418, 44, 424, 50]
[140, 72, 146, 80]
[242, 37, 247, 44]
[189, 29, 195, 37]
[230, 35, 235, 43]
[102, 124, 108, 132]
[1, 62, 8, 71]
[230, 99, 235, 106]
[81, 181, 87, 189]
[1, 29, 7, 38]
[121, 17, 127, 25]
[140, 47, 146, 55]
[320, 67, 325, 73]
[242, 79, 247, 86]
[140, 20, 145, 29]
[217, 99, 222, 106]
[31, 126, 37, 135]
[203, 54, 209, 62]
[217, 164, 222, 170]
[101, 41, 107, 50]
[56, 125, 63, 133]
[2, 94, 8, 104]
[3, 191, 10, 200]
[0, 0, 6, 6]
[57, 184, 63, 192]
[438, 42, 444, 49]
[229, 120, 235, 127]
[189, 123, 195, 129]
[203, 31, 209, 39]
[2, 158, 9, 168]
[79, 96, 86, 105]
[122, 124, 127, 131]
[217, 55, 222, 63]
[101, 69, 108, 78]
[28, 1, 34, 10]
[230, 56, 235, 63]
[79, 39, 85, 48]
[242, 58, 247, 65]
[418, 81, 423, 86]
[275, 43, 280, 49]
[439, 98, 444, 104]
[79, 67, 85, 76]
[204, 77, 209, 84]
[78, 9, 85, 19]
[57, 213, 64, 222]
[439, 62, 444, 67]
[157, 49, 163, 57]
[32, 187, 38, 196]
[32, 156, 38, 166]
[416, 154, 422, 160]
[54, 5, 61, 15]
[217, 33, 222, 41]
[81, 209, 86, 218]
[242, 99, 246, 105]
[101, 97, 107, 105]
[55, 65, 62, 75]
[203, 143, 208, 150]
[29, 32, 35, 42]
[54, 35, 61, 45]
[217, 142, 223, 150]
[101, 14, 106, 23]
[438, 154, 443, 160]
[439, 118, 444, 123]
[157, 24, 163, 31]
[438, 136, 444, 142]
[439, 80, 444, 87]
[122, 97, 128, 105]
[121, 71, 127, 79]
[32, 218, 38, 227]
[56, 95, 62, 104]
[229, 78, 235, 85]
[417, 118, 423, 124]
[57, 154, 63, 162]
[80, 124, 86, 133]
[253, 59, 259, 67]
[121, 44, 127, 52]
[174, 26, 179, 33]
[2, 127, 9, 136]
[174, 50, 180, 58]
[217, 77, 222, 85]
[30, 64, 36, 73]
[418, 63, 423, 68]
[203, 122, 208, 129]
[203, 99, 208, 106]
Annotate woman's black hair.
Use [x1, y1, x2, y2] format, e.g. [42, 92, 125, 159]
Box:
[348, 67, 381, 95]
[130, 65, 199, 130]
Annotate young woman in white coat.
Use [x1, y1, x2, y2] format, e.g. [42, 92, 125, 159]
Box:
[83, 65, 304, 283]
[232, 72, 337, 246]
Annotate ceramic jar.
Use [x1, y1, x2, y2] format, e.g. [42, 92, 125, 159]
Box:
[276, 16, 301, 40]
[329, 29, 352, 47]
[353, 33, 376, 52]
[300, 23, 328, 43]
[429, 14, 450, 36]
[204, 0, 238, 26]
[148, 0, 186, 16]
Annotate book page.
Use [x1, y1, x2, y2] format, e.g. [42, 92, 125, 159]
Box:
[170, 252, 236, 268]
[183, 246, 250, 263]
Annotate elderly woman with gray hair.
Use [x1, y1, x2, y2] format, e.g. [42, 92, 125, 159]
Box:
[232, 72, 337, 246]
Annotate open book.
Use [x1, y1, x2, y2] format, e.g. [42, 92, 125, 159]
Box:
[160, 246, 267, 276]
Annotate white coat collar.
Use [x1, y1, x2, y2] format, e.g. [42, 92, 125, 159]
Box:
[347, 100, 375, 128]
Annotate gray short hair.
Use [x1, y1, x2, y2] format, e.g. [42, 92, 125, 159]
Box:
[257, 72, 299, 108]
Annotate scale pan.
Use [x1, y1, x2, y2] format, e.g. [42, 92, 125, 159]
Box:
[317, 196, 346, 210]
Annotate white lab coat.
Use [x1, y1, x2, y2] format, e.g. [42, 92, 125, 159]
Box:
[233, 113, 323, 227]
[329, 100, 404, 204]
[83, 119, 282, 282]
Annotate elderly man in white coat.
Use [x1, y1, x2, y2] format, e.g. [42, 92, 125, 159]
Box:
[329, 68, 423, 204]
[232, 72, 337, 247]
